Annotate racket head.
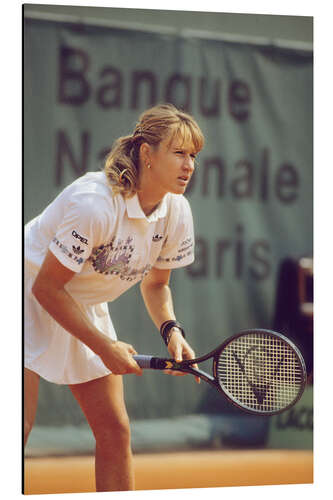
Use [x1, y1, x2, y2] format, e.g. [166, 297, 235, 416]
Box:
[213, 329, 307, 416]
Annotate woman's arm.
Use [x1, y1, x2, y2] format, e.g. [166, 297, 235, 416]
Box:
[140, 267, 199, 380]
[32, 250, 142, 376]
[140, 267, 176, 330]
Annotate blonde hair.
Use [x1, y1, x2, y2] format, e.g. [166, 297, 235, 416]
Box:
[103, 103, 205, 198]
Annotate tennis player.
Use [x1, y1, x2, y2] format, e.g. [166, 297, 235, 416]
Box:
[24, 103, 205, 492]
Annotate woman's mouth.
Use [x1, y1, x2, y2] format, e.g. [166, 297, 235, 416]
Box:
[178, 176, 189, 185]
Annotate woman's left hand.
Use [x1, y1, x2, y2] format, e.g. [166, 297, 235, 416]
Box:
[164, 329, 200, 384]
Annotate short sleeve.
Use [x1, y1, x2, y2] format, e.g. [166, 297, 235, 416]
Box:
[49, 194, 108, 272]
[154, 196, 195, 269]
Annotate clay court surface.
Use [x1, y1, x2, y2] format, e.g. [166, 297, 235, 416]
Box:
[24, 449, 313, 494]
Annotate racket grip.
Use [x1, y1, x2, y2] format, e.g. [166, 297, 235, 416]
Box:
[133, 355, 154, 369]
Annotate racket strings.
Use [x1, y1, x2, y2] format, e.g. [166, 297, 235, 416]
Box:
[216, 333, 304, 413]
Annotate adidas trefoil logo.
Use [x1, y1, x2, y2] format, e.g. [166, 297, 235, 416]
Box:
[152, 234, 163, 242]
[72, 245, 84, 255]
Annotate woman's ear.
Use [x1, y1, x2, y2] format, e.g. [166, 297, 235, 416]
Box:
[139, 142, 152, 165]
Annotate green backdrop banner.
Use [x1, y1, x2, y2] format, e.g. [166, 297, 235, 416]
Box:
[24, 18, 313, 425]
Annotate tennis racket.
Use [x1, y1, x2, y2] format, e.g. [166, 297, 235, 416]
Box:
[133, 329, 307, 416]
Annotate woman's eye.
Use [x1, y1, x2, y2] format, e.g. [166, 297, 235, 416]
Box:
[174, 151, 197, 161]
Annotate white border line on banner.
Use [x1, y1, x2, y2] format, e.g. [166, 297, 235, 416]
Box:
[24, 10, 313, 52]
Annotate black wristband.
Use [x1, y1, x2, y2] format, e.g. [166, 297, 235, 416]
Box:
[160, 320, 186, 346]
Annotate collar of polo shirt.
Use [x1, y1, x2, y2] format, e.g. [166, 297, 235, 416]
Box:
[125, 193, 168, 222]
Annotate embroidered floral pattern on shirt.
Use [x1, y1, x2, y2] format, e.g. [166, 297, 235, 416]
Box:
[89, 236, 151, 281]
[52, 237, 84, 265]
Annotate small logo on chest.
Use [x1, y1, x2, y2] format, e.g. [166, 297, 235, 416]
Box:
[152, 234, 163, 242]
[72, 245, 84, 255]
[72, 230, 88, 245]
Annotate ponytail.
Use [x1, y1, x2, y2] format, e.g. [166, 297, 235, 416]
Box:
[104, 135, 141, 198]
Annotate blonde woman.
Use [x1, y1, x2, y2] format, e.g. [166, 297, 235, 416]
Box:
[24, 103, 205, 492]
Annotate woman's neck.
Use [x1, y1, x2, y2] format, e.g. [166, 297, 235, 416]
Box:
[137, 170, 167, 216]
[137, 191, 164, 216]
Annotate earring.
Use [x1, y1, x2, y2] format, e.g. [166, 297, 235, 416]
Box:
[147, 164, 151, 169]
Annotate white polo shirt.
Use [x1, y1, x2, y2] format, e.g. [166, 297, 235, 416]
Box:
[24, 171, 195, 384]
[25, 171, 195, 305]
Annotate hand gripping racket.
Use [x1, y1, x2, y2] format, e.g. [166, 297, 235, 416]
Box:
[133, 329, 307, 416]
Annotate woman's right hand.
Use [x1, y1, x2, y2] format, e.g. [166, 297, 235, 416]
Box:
[99, 340, 143, 376]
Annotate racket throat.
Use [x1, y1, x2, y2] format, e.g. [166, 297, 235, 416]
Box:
[190, 367, 215, 384]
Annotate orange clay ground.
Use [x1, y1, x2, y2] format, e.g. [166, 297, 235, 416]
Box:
[24, 449, 313, 494]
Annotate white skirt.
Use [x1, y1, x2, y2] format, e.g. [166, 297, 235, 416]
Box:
[24, 262, 116, 385]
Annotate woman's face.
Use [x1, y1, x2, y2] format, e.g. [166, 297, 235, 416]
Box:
[146, 131, 197, 196]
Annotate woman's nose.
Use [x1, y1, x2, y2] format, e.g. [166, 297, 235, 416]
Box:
[183, 155, 195, 171]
